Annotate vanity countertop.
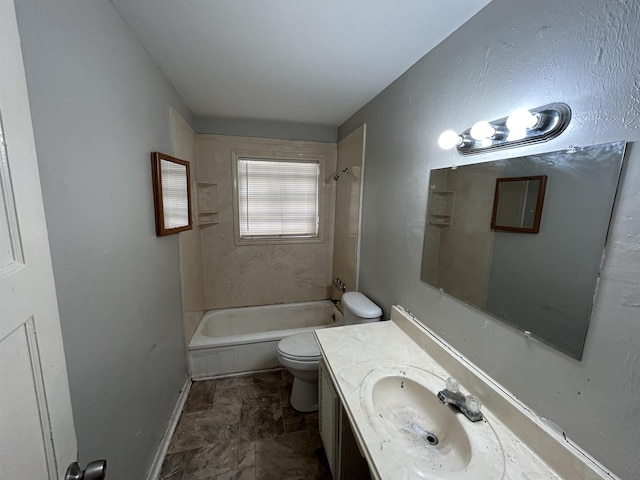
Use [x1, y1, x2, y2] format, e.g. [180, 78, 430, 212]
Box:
[314, 306, 616, 480]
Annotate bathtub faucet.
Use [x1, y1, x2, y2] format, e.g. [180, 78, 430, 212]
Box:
[437, 377, 483, 422]
[334, 278, 346, 293]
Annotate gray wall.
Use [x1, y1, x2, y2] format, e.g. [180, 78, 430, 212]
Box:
[195, 116, 337, 143]
[340, 1, 640, 477]
[15, 1, 191, 478]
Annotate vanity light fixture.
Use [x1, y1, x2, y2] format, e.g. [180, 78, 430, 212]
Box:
[439, 103, 571, 156]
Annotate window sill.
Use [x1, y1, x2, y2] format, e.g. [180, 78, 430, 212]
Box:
[234, 235, 324, 246]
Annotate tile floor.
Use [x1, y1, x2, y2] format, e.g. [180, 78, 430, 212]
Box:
[160, 369, 332, 480]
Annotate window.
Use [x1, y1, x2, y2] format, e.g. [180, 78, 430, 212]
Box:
[235, 157, 320, 240]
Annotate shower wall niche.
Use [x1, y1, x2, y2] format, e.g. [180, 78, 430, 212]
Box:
[196, 181, 218, 227]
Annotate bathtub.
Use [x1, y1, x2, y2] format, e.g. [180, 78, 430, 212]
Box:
[189, 300, 342, 378]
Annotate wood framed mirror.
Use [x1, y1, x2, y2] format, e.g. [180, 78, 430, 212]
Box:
[151, 151, 192, 236]
[491, 175, 547, 233]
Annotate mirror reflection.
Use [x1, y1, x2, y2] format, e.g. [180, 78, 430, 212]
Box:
[421, 142, 625, 359]
[491, 176, 546, 233]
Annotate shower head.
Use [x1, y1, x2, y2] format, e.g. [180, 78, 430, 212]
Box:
[332, 167, 350, 181]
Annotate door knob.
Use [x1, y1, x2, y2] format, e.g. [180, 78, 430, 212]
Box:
[65, 460, 107, 480]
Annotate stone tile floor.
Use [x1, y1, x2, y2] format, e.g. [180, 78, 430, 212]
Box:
[160, 369, 332, 480]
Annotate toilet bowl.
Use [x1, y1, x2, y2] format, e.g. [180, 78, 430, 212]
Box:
[277, 292, 382, 412]
[276, 332, 321, 412]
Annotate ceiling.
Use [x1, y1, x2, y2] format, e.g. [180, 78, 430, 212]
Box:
[111, 0, 491, 126]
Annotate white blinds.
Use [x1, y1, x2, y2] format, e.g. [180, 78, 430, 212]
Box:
[160, 159, 189, 228]
[237, 158, 319, 238]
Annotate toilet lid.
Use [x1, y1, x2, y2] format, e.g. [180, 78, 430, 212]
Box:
[277, 332, 321, 361]
[342, 291, 383, 319]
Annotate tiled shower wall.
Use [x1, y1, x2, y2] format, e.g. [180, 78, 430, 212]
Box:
[331, 125, 365, 299]
[436, 164, 496, 309]
[172, 111, 206, 341]
[196, 134, 337, 310]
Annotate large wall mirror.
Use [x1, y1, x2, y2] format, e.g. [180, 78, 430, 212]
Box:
[421, 142, 626, 359]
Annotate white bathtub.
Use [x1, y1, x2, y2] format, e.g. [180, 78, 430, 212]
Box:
[189, 300, 342, 378]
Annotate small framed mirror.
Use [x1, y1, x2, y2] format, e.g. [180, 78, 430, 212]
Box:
[491, 175, 547, 233]
[151, 151, 192, 236]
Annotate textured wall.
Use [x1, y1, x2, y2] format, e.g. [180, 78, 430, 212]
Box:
[15, 1, 191, 478]
[196, 134, 337, 309]
[340, 0, 640, 477]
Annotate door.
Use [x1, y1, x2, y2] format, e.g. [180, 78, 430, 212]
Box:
[0, 0, 78, 479]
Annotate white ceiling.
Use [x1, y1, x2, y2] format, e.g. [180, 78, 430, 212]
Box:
[111, 0, 491, 126]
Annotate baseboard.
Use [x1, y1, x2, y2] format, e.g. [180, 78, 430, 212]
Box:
[145, 376, 191, 480]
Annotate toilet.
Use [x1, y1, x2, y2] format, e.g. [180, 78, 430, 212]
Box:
[276, 292, 382, 412]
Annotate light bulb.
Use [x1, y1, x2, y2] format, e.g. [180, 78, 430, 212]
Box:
[506, 109, 540, 131]
[507, 127, 527, 141]
[470, 121, 496, 140]
[438, 130, 462, 150]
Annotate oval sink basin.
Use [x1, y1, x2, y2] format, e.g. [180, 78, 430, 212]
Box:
[360, 365, 504, 479]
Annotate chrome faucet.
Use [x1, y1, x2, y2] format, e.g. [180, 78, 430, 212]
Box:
[437, 377, 483, 422]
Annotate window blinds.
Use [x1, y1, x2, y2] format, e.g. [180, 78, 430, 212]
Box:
[237, 158, 319, 238]
[160, 159, 189, 228]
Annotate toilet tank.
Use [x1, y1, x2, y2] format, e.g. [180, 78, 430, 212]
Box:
[341, 292, 382, 324]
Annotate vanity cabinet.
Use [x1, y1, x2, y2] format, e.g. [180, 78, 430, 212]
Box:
[319, 359, 371, 480]
[316, 308, 616, 480]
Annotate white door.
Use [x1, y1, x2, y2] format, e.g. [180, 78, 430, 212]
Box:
[0, 0, 78, 479]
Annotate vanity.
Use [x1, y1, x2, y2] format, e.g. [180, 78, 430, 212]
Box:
[314, 306, 618, 480]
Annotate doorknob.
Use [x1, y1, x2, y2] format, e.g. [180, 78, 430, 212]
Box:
[65, 460, 107, 480]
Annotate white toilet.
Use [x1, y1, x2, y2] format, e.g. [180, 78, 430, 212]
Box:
[276, 292, 382, 412]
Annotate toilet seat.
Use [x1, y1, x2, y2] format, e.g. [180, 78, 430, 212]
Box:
[277, 332, 321, 362]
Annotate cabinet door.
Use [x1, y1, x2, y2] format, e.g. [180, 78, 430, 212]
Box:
[319, 360, 340, 477]
[339, 406, 372, 480]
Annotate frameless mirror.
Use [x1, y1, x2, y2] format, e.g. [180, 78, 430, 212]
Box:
[421, 142, 625, 359]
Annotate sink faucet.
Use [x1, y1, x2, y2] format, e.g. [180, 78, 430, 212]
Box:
[437, 377, 483, 422]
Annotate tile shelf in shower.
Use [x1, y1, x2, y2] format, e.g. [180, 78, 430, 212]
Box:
[428, 214, 453, 227]
[198, 218, 219, 227]
[428, 189, 454, 227]
[196, 181, 219, 228]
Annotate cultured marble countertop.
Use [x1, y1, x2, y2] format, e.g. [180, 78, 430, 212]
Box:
[315, 306, 616, 480]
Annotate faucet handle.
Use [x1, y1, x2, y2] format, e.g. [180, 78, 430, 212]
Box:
[446, 377, 460, 393]
[465, 395, 482, 415]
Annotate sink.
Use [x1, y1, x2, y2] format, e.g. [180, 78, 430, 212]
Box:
[360, 365, 505, 478]
[369, 373, 472, 471]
